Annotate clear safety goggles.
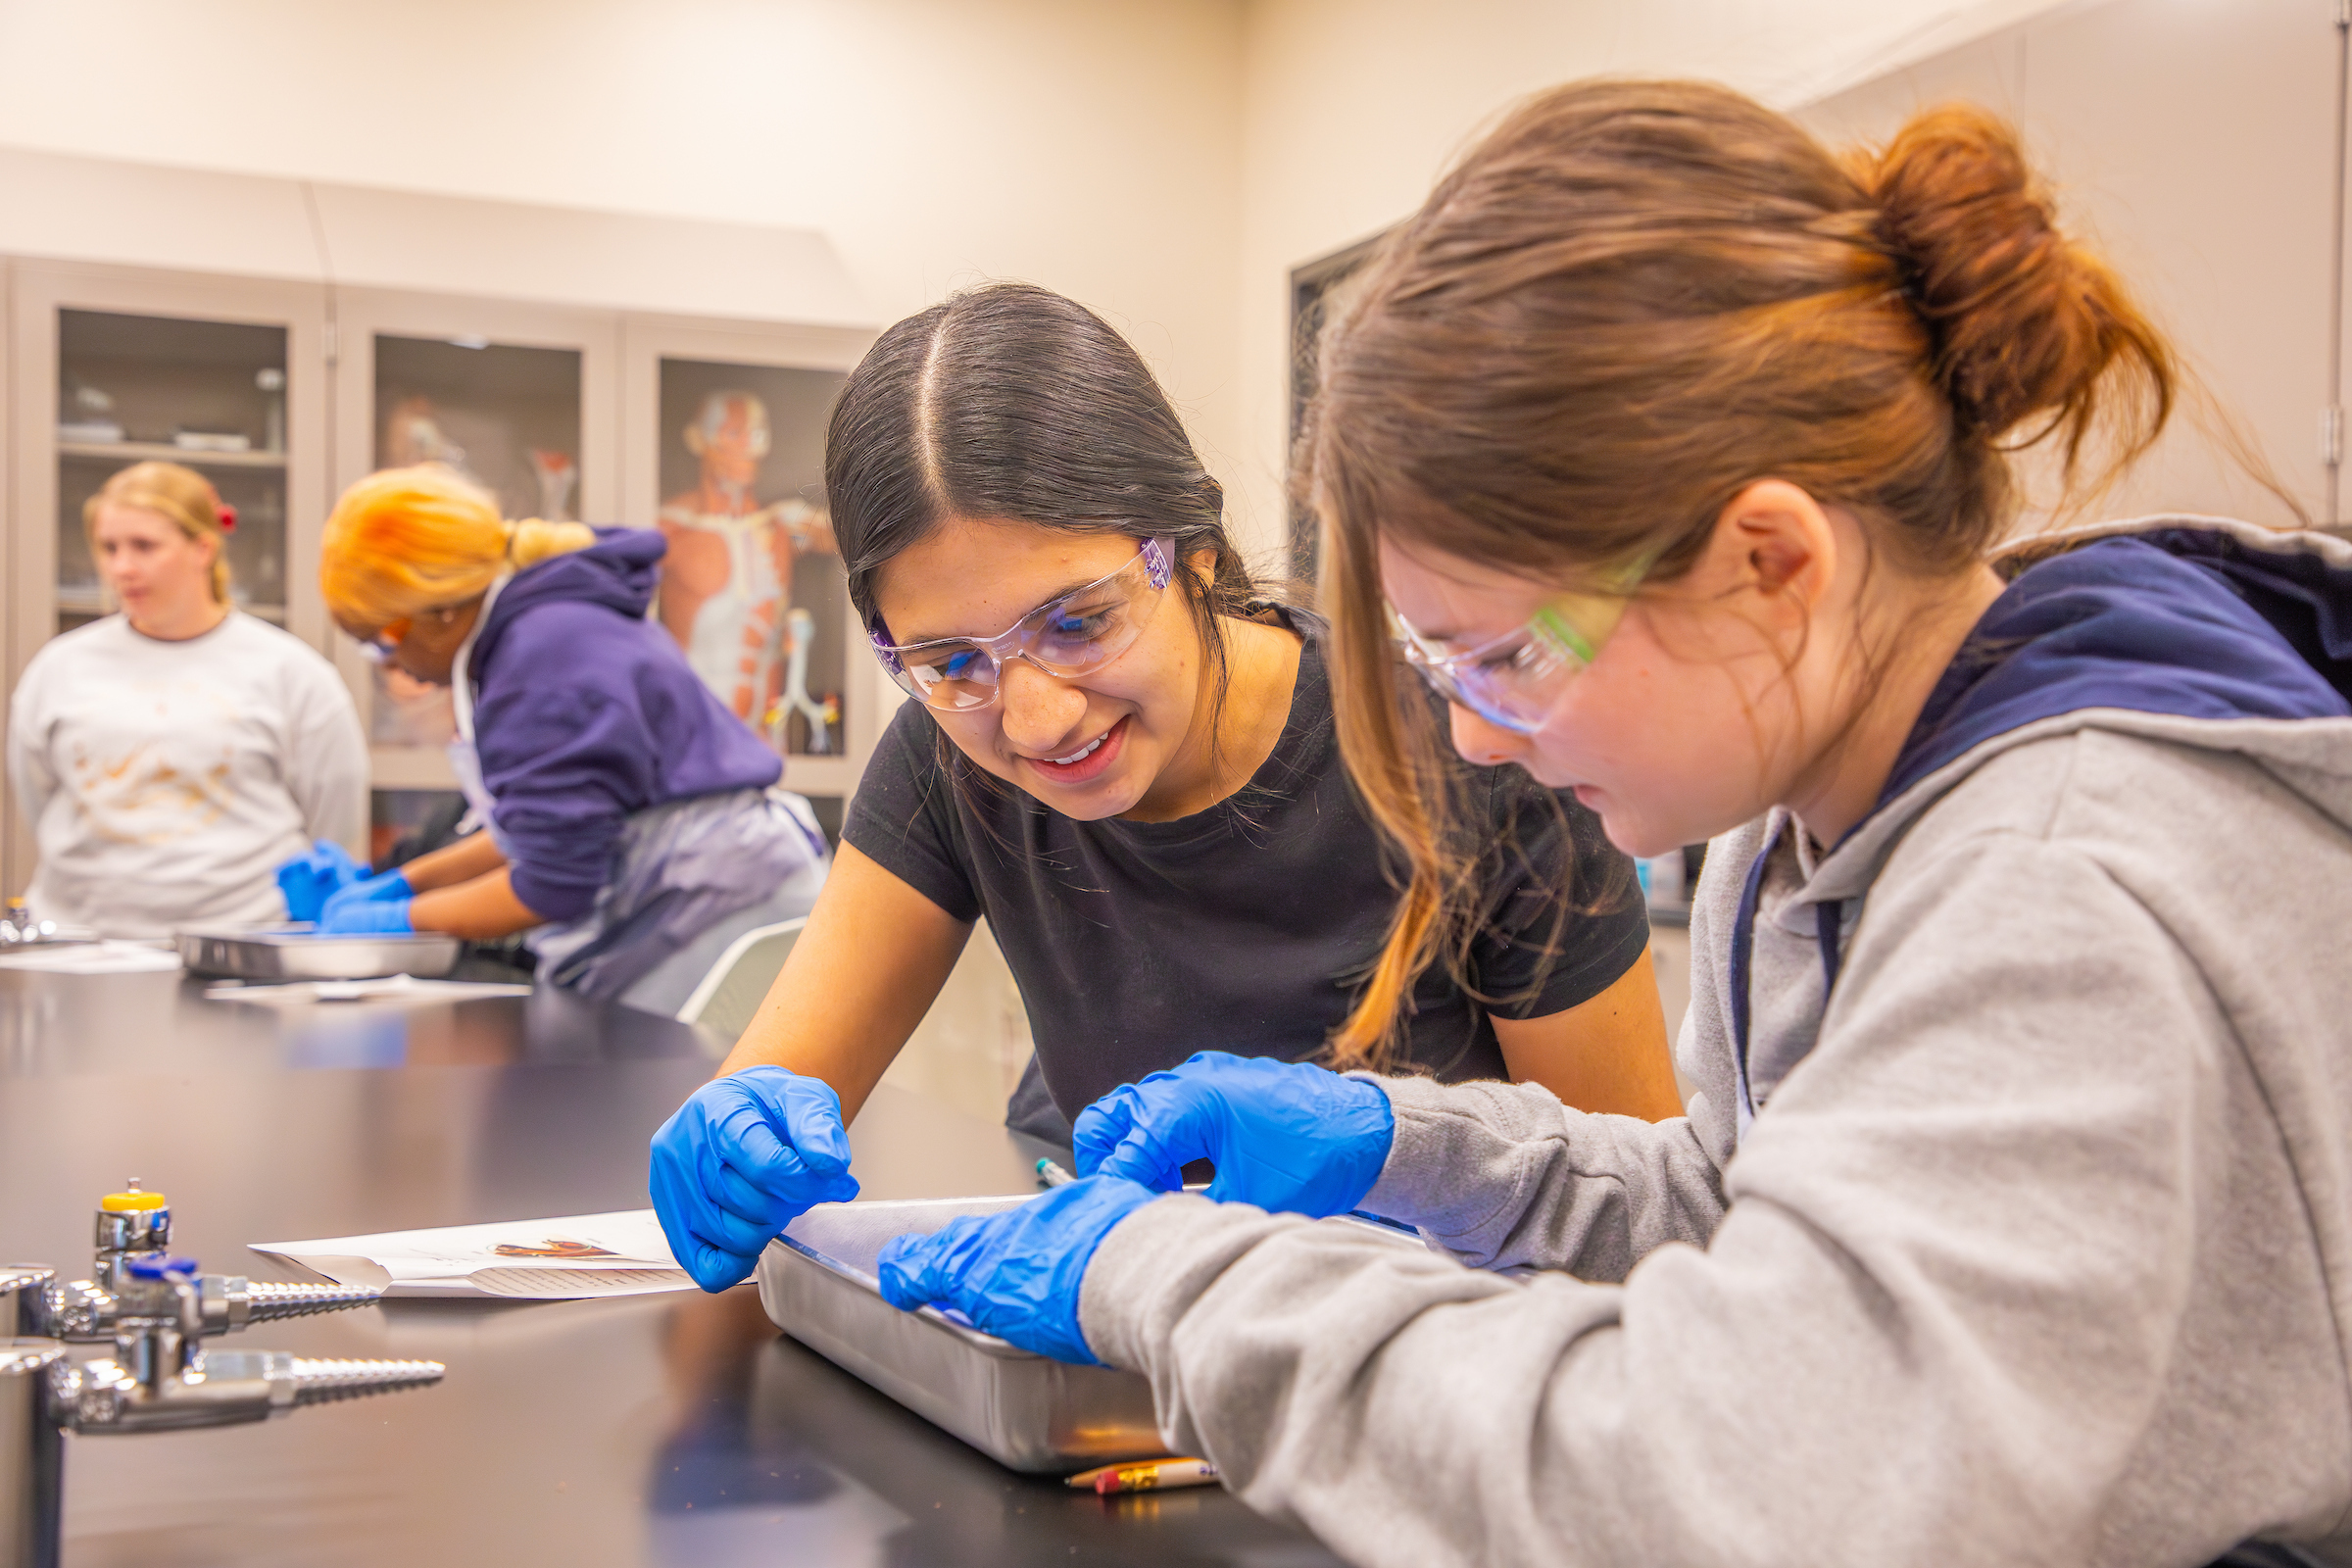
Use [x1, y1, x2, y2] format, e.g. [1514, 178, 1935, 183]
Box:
[345, 598, 470, 665]
[352, 617, 412, 665]
[868, 538, 1175, 712]
[1392, 564, 1647, 735]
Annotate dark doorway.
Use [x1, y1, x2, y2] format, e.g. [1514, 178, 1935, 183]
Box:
[1288, 232, 1386, 582]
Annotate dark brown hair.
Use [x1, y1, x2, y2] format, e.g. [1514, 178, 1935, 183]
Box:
[825, 282, 1273, 793]
[1305, 81, 2177, 1064]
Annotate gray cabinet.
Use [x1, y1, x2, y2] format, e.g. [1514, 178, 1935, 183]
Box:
[3, 262, 333, 897]
[1, 151, 875, 897]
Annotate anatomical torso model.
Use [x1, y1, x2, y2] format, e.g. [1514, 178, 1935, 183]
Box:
[657, 392, 837, 744]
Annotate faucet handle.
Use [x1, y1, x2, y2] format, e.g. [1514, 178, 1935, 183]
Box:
[94, 1183, 172, 1289]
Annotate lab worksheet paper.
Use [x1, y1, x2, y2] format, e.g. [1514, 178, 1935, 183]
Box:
[252, 1209, 693, 1299]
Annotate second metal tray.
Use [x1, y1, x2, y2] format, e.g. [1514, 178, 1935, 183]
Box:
[757, 1196, 1167, 1474]
[176, 928, 464, 982]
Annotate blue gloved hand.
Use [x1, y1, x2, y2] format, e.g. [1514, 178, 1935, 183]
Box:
[649, 1066, 861, 1293]
[876, 1175, 1157, 1364]
[319, 868, 412, 918]
[1073, 1051, 1396, 1218]
[275, 840, 367, 922]
[314, 893, 413, 935]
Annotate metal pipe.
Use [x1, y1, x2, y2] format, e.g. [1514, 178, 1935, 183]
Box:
[0, 1260, 65, 1568]
[2328, 0, 2349, 525]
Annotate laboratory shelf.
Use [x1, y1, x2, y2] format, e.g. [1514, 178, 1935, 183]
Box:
[58, 440, 287, 468]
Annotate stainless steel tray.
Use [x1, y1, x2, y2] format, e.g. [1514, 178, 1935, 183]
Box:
[176, 927, 464, 981]
[756, 1196, 1167, 1474]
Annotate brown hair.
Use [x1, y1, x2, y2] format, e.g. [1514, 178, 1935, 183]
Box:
[83, 461, 235, 606]
[1305, 81, 2177, 1066]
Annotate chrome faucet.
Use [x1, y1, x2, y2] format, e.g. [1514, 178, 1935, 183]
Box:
[0, 1185, 444, 1568]
[20, 1179, 384, 1341]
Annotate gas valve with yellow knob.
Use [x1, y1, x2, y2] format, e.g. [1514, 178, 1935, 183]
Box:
[15, 1180, 383, 1343]
[0, 1183, 442, 1568]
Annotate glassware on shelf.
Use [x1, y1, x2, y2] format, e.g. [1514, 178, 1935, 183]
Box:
[59, 381, 123, 444]
[257, 368, 287, 453]
[655, 359, 850, 757]
[54, 310, 291, 637]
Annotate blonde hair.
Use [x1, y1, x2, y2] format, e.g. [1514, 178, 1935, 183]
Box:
[1306, 85, 2176, 1067]
[320, 464, 596, 630]
[84, 462, 233, 605]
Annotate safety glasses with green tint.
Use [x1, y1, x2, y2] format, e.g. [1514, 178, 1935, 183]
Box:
[1392, 563, 1649, 735]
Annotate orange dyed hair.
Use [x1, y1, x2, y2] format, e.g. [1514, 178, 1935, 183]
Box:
[320, 464, 594, 632]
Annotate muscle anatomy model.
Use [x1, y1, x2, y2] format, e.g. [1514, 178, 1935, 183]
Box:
[656, 391, 839, 750]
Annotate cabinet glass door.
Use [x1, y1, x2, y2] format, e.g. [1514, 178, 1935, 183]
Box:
[654, 357, 848, 760]
[56, 309, 291, 634]
[363, 333, 584, 750]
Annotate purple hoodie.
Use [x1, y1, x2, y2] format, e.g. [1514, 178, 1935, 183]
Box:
[467, 528, 780, 922]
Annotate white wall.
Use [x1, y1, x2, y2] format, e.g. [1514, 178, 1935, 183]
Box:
[1230, 0, 2096, 563]
[0, 0, 1250, 514]
[2, 0, 2136, 565]
[1799, 0, 2340, 532]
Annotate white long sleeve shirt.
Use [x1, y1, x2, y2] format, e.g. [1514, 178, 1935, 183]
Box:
[7, 612, 368, 937]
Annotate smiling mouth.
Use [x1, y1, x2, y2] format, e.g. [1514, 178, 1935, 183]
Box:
[1019, 715, 1130, 782]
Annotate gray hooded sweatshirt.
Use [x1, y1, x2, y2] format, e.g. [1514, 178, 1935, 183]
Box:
[1077, 518, 2352, 1568]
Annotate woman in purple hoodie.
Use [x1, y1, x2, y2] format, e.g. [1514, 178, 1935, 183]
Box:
[308, 465, 829, 1012]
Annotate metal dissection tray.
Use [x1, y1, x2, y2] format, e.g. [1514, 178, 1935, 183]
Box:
[176, 928, 464, 982]
[757, 1196, 1167, 1474]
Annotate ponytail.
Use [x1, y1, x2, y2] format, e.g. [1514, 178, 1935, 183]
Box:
[321, 465, 594, 629]
[507, 516, 599, 568]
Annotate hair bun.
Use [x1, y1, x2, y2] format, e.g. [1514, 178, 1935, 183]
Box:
[1864, 104, 2168, 446]
[507, 515, 599, 568]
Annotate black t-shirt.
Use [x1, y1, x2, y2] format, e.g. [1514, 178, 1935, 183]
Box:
[844, 615, 1649, 1123]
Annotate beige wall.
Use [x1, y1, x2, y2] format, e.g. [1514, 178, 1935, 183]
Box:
[0, 0, 1250, 513]
[1230, 0, 2100, 563]
[2, 0, 2114, 568]
[1800, 0, 2339, 531]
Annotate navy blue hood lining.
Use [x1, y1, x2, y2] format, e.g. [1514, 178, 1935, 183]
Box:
[1874, 529, 2352, 816]
[471, 527, 664, 679]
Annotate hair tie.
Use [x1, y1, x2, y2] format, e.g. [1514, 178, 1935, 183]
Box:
[205, 481, 236, 534]
[502, 519, 519, 561]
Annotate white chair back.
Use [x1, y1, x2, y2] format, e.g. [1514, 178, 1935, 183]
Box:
[675, 917, 807, 1047]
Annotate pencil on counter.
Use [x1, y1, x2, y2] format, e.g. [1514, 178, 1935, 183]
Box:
[1064, 1457, 1219, 1494]
[1035, 1156, 1076, 1189]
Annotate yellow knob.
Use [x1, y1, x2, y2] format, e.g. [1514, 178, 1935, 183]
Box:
[101, 1190, 166, 1212]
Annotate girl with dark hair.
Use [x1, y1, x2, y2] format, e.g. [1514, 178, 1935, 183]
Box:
[649, 281, 1674, 1291]
[875, 87, 2352, 1566]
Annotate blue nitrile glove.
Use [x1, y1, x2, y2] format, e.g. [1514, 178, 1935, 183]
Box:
[1073, 1051, 1396, 1218]
[875, 1175, 1157, 1364]
[274, 840, 366, 922]
[649, 1066, 861, 1293]
[314, 892, 413, 935]
[318, 868, 412, 926]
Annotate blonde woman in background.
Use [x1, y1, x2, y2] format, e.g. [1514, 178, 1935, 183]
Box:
[7, 461, 366, 936]
[310, 465, 828, 1012]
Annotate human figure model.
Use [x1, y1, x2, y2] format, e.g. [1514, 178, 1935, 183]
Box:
[656, 391, 837, 737]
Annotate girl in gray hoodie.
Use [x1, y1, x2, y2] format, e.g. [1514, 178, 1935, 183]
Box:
[876, 80, 2352, 1568]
